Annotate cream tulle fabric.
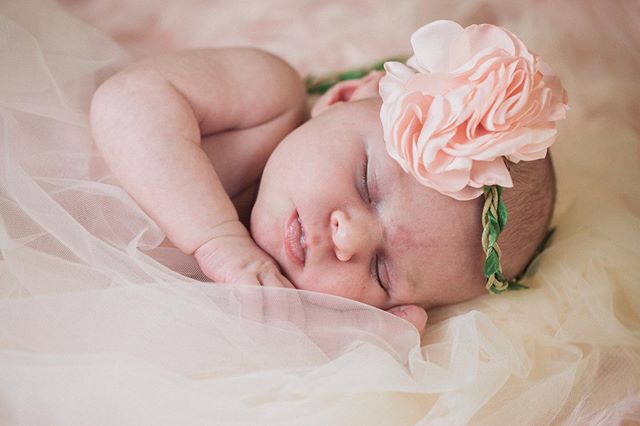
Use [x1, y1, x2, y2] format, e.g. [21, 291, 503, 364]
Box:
[1, 1, 639, 424]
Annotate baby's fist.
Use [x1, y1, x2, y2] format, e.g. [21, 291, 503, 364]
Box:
[194, 221, 293, 289]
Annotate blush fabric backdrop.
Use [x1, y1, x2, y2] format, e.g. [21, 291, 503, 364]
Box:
[1, 0, 639, 424]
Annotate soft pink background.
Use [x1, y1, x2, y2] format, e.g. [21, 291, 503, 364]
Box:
[56, 0, 639, 79]
[57, 0, 640, 216]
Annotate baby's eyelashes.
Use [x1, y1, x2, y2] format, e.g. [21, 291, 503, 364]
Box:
[371, 254, 386, 292]
[360, 150, 381, 209]
[360, 156, 372, 204]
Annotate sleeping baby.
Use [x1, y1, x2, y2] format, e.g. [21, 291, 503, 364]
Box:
[90, 21, 568, 332]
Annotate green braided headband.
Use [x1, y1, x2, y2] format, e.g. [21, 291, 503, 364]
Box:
[304, 56, 408, 95]
[481, 185, 527, 294]
[305, 62, 551, 295]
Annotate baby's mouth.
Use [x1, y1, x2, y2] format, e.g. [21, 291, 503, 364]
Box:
[284, 210, 307, 266]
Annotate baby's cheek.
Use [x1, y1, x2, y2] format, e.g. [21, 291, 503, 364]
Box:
[298, 268, 369, 302]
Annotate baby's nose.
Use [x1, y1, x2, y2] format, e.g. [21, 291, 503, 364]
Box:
[330, 210, 376, 262]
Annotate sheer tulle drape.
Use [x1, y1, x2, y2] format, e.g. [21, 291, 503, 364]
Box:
[1, 1, 639, 424]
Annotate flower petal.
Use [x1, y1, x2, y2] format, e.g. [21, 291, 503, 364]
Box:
[379, 20, 568, 200]
[417, 162, 471, 193]
[468, 158, 513, 188]
[464, 24, 519, 58]
[410, 20, 464, 73]
[472, 125, 556, 161]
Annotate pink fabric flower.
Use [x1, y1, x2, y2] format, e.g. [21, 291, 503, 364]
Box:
[379, 20, 569, 200]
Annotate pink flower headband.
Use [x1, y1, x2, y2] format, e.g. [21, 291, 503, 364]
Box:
[378, 21, 568, 293]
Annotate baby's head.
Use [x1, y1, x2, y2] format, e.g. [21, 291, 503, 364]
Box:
[251, 21, 567, 319]
[251, 98, 555, 307]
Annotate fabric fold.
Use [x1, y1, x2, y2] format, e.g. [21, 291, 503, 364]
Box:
[1, 0, 639, 424]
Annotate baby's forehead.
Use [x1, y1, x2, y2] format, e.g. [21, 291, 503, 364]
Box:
[380, 173, 484, 305]
[323, 98, 486, 305]
[360, 103, 481, 253]
[323, 97, 383, 131]
[385, 180, 480, 247]
[318, 99, 481, 245]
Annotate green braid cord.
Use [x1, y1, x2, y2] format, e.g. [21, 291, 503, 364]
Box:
[481, 185, 528, 294]
[304, 56, 409, 95]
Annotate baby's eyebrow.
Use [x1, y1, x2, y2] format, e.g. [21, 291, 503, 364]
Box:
[374, 150, 401, 295]
[381, 225, 404, 298]
[381, 218, 421, 302]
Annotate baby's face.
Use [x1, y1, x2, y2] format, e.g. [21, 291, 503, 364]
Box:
[251, 98, 487, 310]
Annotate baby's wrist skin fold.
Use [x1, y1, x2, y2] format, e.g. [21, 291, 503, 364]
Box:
[193, 220, 250, 260]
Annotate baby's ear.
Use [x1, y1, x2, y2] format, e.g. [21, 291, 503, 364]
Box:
[310, 70, 383, 117]
[387, 304, 428, 334]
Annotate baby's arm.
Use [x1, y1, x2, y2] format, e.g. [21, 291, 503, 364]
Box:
[90, 48, 306, 285]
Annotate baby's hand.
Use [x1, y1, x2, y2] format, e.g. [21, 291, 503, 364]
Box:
[387, 305, 428, 335]
[194, 221, 294, 288]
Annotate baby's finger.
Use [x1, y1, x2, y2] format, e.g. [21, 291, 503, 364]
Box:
[233, 273, 261, 287]
[274, 272, 296, 289]
[387, 304, 428, 334]
[258, 270, 295, 289]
